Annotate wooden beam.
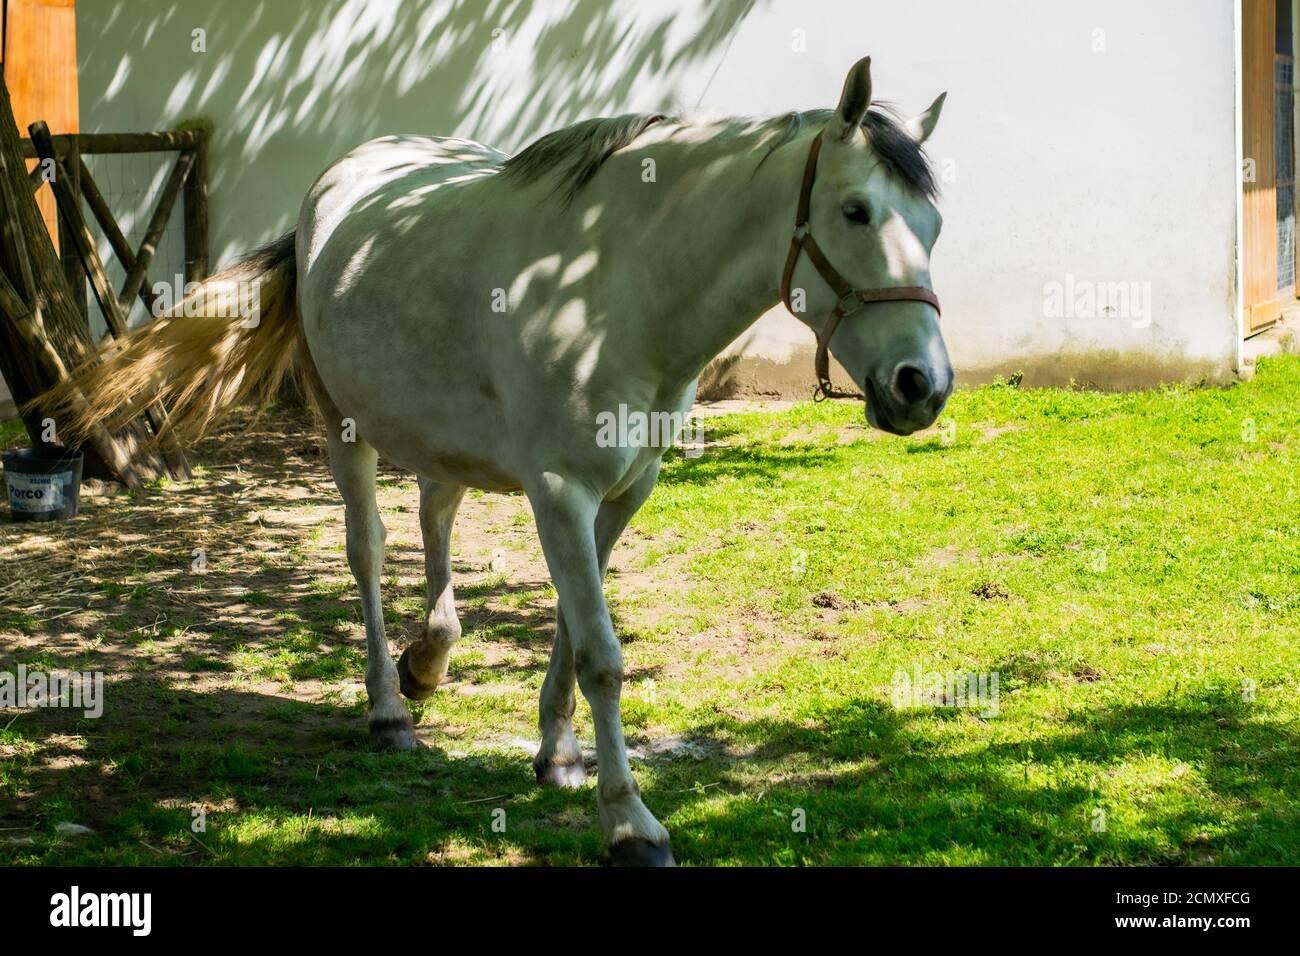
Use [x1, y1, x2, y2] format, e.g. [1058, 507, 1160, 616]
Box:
[19, 129, 203, 159]
[29, 122, 129, 337]
[57, 133, 89, 325]
[183, 134, 210, 283]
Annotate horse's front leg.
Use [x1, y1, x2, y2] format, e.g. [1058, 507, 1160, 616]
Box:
[535, 460, 661, 790]
[528, 470, 673, 866]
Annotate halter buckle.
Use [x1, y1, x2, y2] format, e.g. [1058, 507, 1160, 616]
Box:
[835, 291, 866, 318]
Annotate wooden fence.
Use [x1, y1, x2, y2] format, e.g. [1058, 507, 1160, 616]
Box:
[0, 72, 208, 486]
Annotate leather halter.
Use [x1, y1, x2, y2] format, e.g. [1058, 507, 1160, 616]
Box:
[779, 131, 941, 401]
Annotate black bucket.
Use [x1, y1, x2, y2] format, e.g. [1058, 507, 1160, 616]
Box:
[2, 446, 84, 522]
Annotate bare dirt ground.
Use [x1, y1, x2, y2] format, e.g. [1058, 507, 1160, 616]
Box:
[0, 403, 772, 842]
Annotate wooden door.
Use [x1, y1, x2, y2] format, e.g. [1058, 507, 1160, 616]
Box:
[1243, 0, 1282, 333]
[1, 0, 79, 248]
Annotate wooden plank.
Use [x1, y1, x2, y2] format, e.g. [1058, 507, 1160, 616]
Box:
[28, 123, 129, 338]
[0, 73, 165, 486]
[0, 267, 151, 487]
[1243, 0, 1281, 334]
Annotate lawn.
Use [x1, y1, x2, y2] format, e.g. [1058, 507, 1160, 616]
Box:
[1, 356, 1297, 865]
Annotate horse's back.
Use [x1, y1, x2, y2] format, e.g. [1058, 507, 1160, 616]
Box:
[298, 134, 505, 276]
[296, 134, 523, 481]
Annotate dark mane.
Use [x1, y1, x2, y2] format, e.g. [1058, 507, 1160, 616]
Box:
[762, 107, 938, 199]
[501, 112, 675, 206]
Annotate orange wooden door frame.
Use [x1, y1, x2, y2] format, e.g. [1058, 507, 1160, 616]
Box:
[1243, 0, 1282, 334]
[2, 0, 79, 249]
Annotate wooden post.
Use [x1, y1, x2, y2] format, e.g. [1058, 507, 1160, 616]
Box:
[56, 133, 89, 326]
[183, 124, 210, 283]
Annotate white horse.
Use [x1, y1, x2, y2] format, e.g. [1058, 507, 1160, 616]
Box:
[47, 56, 952, 865]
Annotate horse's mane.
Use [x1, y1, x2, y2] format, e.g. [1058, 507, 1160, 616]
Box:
[501, 112, 676, 206]
[501, 105, 936, 207]
[759, 107, 938, 199]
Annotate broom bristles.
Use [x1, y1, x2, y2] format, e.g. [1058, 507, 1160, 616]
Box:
[32, 231, 302, 450]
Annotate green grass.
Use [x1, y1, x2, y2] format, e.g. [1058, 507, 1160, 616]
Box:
[1, 357, 1297, 866]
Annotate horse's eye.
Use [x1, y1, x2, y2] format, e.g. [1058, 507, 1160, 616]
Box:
[842, 201, 871, 225]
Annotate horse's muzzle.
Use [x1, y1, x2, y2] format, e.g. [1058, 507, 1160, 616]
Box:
[865, 363, 953, 436]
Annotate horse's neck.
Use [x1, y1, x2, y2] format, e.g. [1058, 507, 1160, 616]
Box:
[594, 122, 812, 391]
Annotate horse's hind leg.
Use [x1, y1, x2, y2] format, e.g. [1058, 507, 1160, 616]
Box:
[534, 607, 584, 787]
[397, 477, 465, 699]
[325, 422, 415, 749]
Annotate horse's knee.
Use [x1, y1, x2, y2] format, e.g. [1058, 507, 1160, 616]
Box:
[344, 515, 386, 576]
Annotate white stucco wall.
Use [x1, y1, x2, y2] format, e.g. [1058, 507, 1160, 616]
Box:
[70, 0, 1242, 393]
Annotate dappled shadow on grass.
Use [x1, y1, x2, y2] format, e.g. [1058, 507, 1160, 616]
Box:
[648, 688, 1299, 865]
[7, 677, 1292, 866]
[0, 675, 601, 866]
[658, 440, 848, 488]
[0, 408, 589, 863]
[0, 406, 565, 684]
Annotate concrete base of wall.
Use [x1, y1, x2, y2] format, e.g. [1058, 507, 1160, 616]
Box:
[699, 345, 1239, 401]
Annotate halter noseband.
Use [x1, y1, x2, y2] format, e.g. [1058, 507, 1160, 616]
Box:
[779, 131, 941, 402]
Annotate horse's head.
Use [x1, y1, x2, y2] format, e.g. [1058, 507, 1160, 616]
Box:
[787, 56, 952, 435]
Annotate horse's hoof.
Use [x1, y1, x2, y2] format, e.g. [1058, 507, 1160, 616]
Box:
[397, 646, 439, 701]
[534, 758, 587, 789]
[608, 838, 676, 867]
[369, 715, 419, 750]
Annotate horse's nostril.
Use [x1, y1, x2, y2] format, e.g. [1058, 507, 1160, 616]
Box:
[894, 365, 932, 405]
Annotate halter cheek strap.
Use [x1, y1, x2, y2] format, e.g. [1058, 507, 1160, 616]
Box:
[779, 131, 940, 402]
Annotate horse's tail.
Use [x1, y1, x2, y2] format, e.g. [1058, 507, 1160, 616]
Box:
[33, 230, 303, 449]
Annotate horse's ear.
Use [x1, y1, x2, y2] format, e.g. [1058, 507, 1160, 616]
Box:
[906, 92, 947, 145]
[828, 56, 873, 143]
